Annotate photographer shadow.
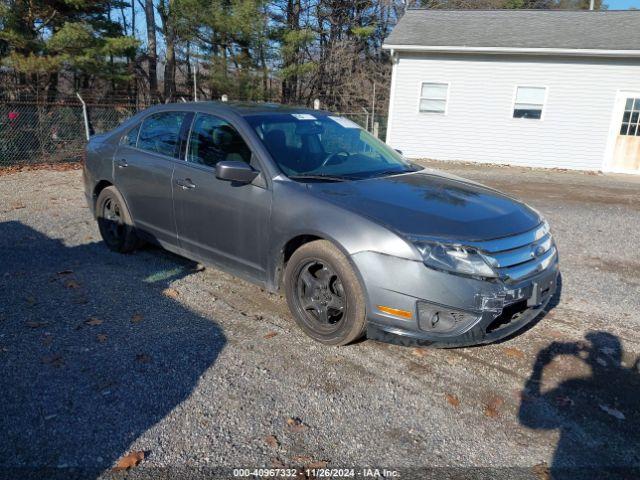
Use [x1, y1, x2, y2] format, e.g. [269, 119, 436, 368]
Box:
[0, 221, 226, 479]
[519, 332, 640, 479]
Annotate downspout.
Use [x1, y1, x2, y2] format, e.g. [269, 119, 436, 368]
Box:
[386, 49, 398, 145]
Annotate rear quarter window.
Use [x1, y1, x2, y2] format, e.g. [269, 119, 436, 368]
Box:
[121, 124, 140, 147]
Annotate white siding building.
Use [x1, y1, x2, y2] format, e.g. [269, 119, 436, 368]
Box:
[383, 10, 640, 174]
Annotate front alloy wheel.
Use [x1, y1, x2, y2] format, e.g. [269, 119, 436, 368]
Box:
[295, 260, 346, 329]
[284, 240, 367, 346]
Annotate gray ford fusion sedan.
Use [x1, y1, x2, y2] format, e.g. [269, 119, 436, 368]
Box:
[83, 102, 559, 347]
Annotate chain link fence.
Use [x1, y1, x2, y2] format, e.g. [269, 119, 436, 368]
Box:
[339, 112, 388, 141]
[0, 99, 387, 167]
[0, 99, 141, 166]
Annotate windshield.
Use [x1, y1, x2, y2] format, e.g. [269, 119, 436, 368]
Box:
[245, 113, 420, 180]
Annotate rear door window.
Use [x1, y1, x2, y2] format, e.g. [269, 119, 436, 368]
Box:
[187, 113, 252, 168]
[138, 111, 187, 158]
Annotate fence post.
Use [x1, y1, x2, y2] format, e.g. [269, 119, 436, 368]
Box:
[76, 92, 91, 141]
[361, 107, 370, 132]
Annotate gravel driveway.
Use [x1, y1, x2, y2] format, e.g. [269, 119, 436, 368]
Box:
[1, 162, 639, 479]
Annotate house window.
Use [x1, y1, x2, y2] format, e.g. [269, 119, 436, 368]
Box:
[419, 83, 448, 114]
[513, 86, 546, 120]
[620, 98, 640, 136]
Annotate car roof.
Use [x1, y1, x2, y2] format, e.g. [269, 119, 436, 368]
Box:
[153, 101, 331, 117]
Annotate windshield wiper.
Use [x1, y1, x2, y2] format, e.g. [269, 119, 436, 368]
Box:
[351, 169, 411, 180]
[288, 174, 349, 182]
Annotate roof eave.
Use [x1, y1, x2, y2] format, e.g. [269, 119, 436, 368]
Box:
[382, 44, 640, 58]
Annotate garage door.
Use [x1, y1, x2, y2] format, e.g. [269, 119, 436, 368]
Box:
[611, 96, 640, 172]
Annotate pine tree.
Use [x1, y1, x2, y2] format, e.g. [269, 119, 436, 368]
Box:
[0, 0, 139, 99]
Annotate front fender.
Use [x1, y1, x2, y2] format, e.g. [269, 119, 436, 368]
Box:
[267, 180, 419, 290]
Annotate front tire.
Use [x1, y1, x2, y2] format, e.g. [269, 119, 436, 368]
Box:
[284, 240, 367, 346]
[96, 186, 142, 253]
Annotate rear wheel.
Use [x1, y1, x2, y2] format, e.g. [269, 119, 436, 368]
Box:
[284, 240, 367, 346]
[96, 186, 142, 253]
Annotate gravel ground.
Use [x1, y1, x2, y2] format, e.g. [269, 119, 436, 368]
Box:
[0, 162, 639, 480]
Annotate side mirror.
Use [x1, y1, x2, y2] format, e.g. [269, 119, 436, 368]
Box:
[215, 160, 260, 184]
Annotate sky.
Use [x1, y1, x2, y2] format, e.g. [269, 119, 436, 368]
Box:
[607, 0, 640, 8]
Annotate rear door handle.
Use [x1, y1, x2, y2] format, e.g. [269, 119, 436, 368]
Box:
[117, 159, 128, 168]
[176, 178, 197, 190]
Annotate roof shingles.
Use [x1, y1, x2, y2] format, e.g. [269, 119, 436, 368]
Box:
[383, 10, 640, 51]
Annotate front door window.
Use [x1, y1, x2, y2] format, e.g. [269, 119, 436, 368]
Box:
[187, 114, 252, 168]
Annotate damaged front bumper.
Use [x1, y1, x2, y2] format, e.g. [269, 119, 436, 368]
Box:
[351, 251, 559, 348]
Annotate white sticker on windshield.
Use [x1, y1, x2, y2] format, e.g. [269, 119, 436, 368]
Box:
[291, 113, 317, 120]
[328, 116, 360, 129]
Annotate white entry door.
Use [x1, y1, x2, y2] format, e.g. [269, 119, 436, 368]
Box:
[607, 92, 640, 173]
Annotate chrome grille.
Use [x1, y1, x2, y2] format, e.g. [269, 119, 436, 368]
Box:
[467, 223, 557, 283]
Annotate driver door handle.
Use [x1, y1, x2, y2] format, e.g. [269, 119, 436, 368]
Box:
[176, 178, 197, 190]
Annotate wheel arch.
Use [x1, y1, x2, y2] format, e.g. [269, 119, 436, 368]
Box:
[93, 182, 137, 230]
[271, 232, 369, 307]
[92, 180, 113, 213]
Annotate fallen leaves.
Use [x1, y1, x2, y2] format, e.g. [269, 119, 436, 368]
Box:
[131, 313, 144, 323]
[599, 404, 625, 420]
[0, 162, 81, 176]
[26, 321, 48, 329]
[445, 393, 460, 407]
[96, 334, 108, 343]
[484, 395, 505, 418]
[290, 456, 327, 469]
[113, 451, 145, 471]
[6, 202, 26, 211]
[285, 417, 308, 433]
[264, 331, 278, 339]
[532, 462, 551, 480]
[444, 354, 461, 366]
[555, 395, 574, 407]
[56, 270, 74, 276]
[411, 347, 429, 358]
[291, 455, 313, 464]
[84, 317, 103, 326]
[162, 288, 180, 299]
[64, 279, 81, 289]
[42, 354, 64, 367]
[264, 435, 280, 448]
[503, 347, 525, 360]
[135, 353, 152, 364]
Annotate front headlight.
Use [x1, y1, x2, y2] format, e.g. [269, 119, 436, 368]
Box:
[413, 241, 498, 278]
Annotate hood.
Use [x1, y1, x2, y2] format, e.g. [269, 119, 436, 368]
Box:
[307, 171, 541, 242]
